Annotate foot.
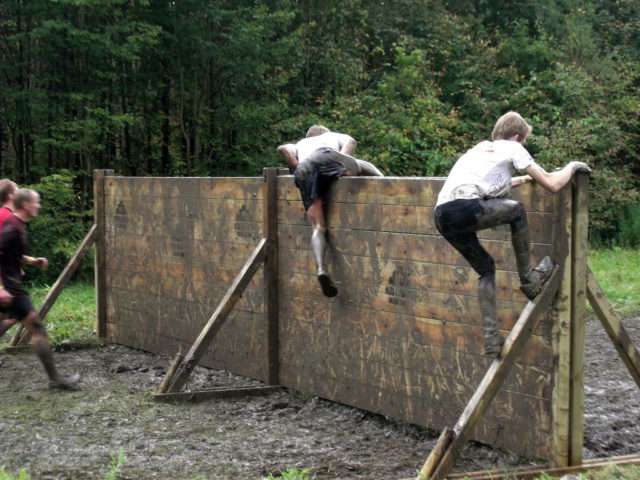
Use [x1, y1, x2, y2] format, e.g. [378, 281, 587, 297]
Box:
[520, 256, 555, 300]
[483, 333, 505, 357]
[318, 273, 338, 298]
[49, 373, 81, 391]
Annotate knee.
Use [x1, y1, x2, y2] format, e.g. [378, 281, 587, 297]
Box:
[479, 258, 496, 280]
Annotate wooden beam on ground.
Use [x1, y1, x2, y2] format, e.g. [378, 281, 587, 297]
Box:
[94, 169, 114, 339]
[152, 385, 282, 403]
[263, 168, 280, 385]
[587, 268, 640, 389]
[163, 238, 267, 393]
[569, 172, 589, 465]
[9, 224, 98, 347]
[421, 266, 561, 480]
[1, 345, 32, 354]
[447, 453, 640, 480]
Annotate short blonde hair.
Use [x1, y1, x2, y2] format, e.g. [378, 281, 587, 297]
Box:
[306, 125, 330, 138]
[14, 188, 38, 210]
[491, 111, 532, 141]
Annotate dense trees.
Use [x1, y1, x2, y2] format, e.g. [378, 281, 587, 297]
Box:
[1, 0, 639, 242]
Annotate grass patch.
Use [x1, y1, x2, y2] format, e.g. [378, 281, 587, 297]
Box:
[0, 282, 96, 347]
[30, 282, 96, 344]
[589, 248, 640, 316]
[263, 468, 313, 480]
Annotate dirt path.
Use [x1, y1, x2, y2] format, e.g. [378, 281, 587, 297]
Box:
[1, 314, 639, 479]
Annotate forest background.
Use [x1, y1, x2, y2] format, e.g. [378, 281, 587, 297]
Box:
[1, 0, 639, 282]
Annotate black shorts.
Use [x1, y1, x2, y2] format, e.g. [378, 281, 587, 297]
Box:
[434, 199, 496, 277]
[1, 294, 35, 321]
[294, 156, 346, 211]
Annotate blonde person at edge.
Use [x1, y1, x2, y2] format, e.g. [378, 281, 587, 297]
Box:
[277, 125, 383, 297]
[434, 111, 591, 356]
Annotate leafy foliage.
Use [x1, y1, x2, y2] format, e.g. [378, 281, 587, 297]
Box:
[1, 0, 639, 242]
[24, 171, 94, 285]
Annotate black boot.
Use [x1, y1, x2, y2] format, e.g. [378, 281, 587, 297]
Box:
[521, 256, 555, 300]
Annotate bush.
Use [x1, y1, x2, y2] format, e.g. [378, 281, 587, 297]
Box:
[23, 171, 94, 285]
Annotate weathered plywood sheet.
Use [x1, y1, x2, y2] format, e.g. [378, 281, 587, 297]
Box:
[276, 175, 558, 459]
[103, 176, 267, 382]
[103, 174, 561, 460]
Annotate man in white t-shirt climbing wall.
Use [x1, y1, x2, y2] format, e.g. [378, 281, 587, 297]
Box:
[434, 111, 590, 356]
[277, 125, 383, 297]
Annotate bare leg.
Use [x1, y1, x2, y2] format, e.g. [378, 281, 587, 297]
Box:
[0, 317, 17, 337]
[356, 159, 384, 177]
[23, 311, 79, 389]
[306, 199, 338, 297]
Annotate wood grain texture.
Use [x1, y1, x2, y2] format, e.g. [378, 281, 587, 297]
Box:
[103, 175, 565, 461]
[570, 173, 589, 465]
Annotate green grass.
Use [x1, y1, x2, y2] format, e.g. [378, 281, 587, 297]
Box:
[263, 468, 313, 480]
[30, 282, 97, 344]
[589, 248, 640, 316]
[0, 282, 96, 347]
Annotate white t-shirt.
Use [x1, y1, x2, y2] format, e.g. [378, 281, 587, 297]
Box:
[295, 132, 353, 163]
[436, 140, 536, 206]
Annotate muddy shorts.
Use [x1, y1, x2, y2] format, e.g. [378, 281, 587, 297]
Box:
[434, 199, 495, 277]
[294, 148, 347, 210]
[1, 293, 35, 322]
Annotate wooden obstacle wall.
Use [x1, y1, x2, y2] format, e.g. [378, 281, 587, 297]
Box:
[97, 171, 573, 461]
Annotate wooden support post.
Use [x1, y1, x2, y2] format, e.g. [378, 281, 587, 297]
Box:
[164, 238, 267, 393]
[417, 428, 453, 480]
[263, 168, 279, 385]
[9, 224, 98, 347]
[94, 169, 113, 339]
[587, 268, 640, 389]
[422, 267, 561, 480]
[569, 172, 589, 465]
[551, 185, 573, 467]
[156, 349, 184, 394]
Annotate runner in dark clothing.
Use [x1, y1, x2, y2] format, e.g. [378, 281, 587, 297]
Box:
[0, 189, 79, 389]
[0, 178, 18, 336]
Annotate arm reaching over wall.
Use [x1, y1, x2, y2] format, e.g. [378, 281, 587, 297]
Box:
[527, 161, 591, 193]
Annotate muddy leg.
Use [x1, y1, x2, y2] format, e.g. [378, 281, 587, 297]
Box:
[307, 199, 338, 297]
[0, 317, 17, 337]
[355, 159, 384, 177]
[475, 198, 531, 282]
[23, 311, 79, 389]
[436, 227, 503, 356]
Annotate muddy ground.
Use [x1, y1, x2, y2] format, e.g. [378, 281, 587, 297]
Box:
[1, 314, 639, 480]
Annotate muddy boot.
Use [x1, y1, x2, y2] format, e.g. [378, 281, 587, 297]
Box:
[520, 256, 555, 300]
[484, 333, 505, 357]
[317, 273, 338, 298]
[34, 338, 80, 391]
[49, 372, 81, 391]
[479, 274, 504, 357]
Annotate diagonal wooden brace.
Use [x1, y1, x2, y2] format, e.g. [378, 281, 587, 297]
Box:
[162, 238, 267, 393]
[9, 224, 98, 347]
[419, 266, 560, 480]
[587, 267, 640, 389]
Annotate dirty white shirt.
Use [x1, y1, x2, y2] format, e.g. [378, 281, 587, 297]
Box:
[436, 140, 536, 206]
[295, 132, 353, 163]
